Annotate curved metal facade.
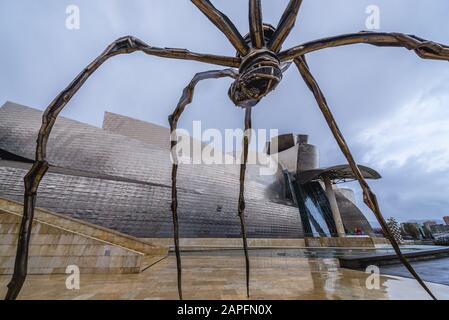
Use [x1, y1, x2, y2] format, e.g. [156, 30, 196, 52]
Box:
[335, 189, 374, 236]
[0, 102, 304, 238]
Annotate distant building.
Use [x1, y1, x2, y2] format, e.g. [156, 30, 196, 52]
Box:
[401, 223, 425, 240]
[423, 221, 437, 231]
[443, 216, 449, 226]
[423, 221, 438, 238]
[430, 224, 449, 240]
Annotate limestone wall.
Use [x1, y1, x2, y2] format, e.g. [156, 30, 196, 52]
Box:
[0, 198, 168, 275]
[143, 238, 306, 248]
[304, 236, 375, 248]
[0, 198, 167, 256]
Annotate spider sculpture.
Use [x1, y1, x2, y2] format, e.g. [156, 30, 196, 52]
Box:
[6, 0, 449, 300]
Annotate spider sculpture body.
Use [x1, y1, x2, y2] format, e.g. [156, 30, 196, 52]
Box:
[6, 0, 449, 300]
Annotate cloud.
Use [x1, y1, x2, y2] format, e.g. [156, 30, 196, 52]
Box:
[358, 77, 449, 172]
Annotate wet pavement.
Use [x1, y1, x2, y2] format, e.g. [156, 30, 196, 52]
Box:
[1, 248, 449, 300]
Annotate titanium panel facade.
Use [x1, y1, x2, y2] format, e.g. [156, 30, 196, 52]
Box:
[0, 102, 303, 238]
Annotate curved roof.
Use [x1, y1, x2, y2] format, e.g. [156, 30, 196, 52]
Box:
[295, 164, 381, 185]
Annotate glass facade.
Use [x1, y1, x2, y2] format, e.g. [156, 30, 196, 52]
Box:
[284, 171, 338, 237]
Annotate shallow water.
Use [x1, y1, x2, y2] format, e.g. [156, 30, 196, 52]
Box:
[178, 247, 420, 259]
[381, 257, 449, 286]
[178, 246, 449, 286]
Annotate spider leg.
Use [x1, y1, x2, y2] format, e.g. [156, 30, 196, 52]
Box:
[4, 36, 240, 300]
[249, 0, 265, 49]
[192, 0, 249, 56]
[238, 107, 252, 298]
[269, 0, 303, 53]
[168, 69, 238, 300]
[279, 31, 449, 62]
[294, 55, 437, 300]
[4, 162, 49, 300]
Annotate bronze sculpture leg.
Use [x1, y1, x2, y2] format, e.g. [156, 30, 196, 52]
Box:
[5, 162, 49, 300]
[191, 0, 249, 56]
[168, 69, 238, 300]
[294, 55, 437, 300]
[269, 0, 303, 53]
[279, 31, 449, 62]
[238, 107, 253, 298]
[4, 36, 238, 300]
[249, 0, 265, 49]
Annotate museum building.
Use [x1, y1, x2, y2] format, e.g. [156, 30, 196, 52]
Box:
[0, 101, 378, 240]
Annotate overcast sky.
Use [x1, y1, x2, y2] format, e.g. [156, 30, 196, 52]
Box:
[1, 0, 449, 224]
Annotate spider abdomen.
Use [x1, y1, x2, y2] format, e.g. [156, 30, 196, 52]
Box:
[229, 49, 283, 108]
